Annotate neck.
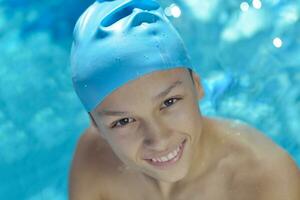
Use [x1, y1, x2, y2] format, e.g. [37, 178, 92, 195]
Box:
[157, 181, 172, 199]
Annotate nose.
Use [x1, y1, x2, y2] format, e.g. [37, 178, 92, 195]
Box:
[142, 117, 172, 150]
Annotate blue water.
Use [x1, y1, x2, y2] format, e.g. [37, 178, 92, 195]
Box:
[0, 0, 299, 199]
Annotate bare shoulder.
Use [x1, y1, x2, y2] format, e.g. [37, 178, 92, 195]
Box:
[210, 117, 300, 199]
[68, 126, 123, 200]
[211, 117, 295, 159]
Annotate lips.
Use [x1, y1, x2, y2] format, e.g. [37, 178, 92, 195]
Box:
[144, 139, 186, 169]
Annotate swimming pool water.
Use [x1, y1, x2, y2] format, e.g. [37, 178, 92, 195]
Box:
[0, 0, 299, 199]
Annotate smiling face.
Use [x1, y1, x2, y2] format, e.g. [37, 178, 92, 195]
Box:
[90, 67, 205, 182]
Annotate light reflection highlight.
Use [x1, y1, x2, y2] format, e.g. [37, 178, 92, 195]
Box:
[273, 37, 283, 48]
[164, 4, 181, 18]
[252, 0, 262, 9]
[240, 2, 250, 12]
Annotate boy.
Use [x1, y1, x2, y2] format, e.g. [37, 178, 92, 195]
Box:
[69, 0, 300, 199]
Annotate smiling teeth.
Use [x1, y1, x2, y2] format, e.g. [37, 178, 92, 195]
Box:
[151, 146, 181, 163]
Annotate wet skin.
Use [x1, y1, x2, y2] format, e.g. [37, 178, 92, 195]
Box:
[69, 68, 300, 200]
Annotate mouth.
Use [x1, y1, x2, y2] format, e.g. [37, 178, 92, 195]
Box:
[144, 139, 187, 169]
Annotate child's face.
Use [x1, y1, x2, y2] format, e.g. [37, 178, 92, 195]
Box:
[91, 67, 204, 182]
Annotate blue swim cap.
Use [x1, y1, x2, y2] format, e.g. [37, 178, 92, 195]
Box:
[71, 0, 195, 112]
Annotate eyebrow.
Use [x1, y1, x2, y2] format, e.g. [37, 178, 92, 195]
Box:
[152, 80, 183, 101]
[98, 80, 183, 117]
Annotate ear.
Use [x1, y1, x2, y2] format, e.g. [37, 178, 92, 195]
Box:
[191, 71, 205, 101]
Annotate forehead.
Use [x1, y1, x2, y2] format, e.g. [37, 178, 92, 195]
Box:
[95, 68, 189, 111]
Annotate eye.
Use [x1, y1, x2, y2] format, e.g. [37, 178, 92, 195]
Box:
[161, 97, 183, 110]
[111, 117, 136, 128]
[110, 97, 183, 128]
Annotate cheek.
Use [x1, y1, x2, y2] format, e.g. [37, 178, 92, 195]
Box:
[171, 101, 198, 122]
[107, 132, 141, 158]
[166, 102, 200, 134]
